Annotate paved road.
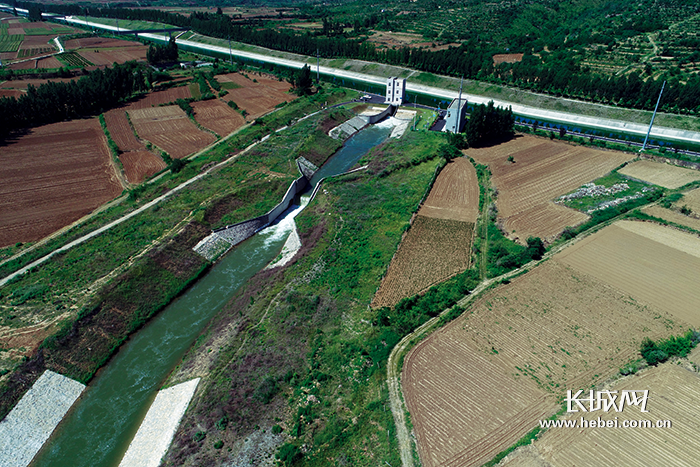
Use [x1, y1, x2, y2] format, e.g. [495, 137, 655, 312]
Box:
[56, 17, 700, 146]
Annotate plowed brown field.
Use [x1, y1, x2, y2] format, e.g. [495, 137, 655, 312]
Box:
[556, 220, 700, 326]
[64, 37, 143, 49]
[506, 364, 700, 466]
[104, 108, 144, 152]
[36, 56, 62, 69]
[217, 72, 293, 118]
[0, 119, 122, 247]
[619, 159, 700, 188]
[467, 136, 632, 242]
[119, 150, 166, 183]
[404, 259, 688, 467]
[0, 89, 22, 98]
[371, 216, 474, 308]
[418, 157, 479, 222]
[127, 86, 192, 110]
[503, 202, 589, 241]
[77, 46, 147, 66]
[128, 105, 215, 159]
[191, 99, 246, 136]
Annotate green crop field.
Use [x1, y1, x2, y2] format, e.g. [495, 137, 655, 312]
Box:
[0, 35, 21, 53]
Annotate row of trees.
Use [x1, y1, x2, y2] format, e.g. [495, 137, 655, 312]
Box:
[0, 62, 159, 139]
[464, 101, 515, 147]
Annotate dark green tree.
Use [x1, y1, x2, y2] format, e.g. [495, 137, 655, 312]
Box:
[293, 65, 313, 96]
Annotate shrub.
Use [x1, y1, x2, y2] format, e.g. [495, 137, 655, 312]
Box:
[640, 331, 699, 366]
[272, 424, 283, 434]
[213, 440, 224, 449]
[193, 431, 206, 442]
[276, 443, 302, 466]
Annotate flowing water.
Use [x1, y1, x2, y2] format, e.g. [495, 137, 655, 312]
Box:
[30, 121, 394, 467]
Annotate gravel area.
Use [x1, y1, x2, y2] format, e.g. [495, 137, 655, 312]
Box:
[0, 370, 85, 467]
[117, 378, 200, 467]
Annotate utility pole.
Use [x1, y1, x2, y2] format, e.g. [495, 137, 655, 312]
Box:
[455, 76, 463, 133]
[228, 36, 233, 66]
[316, 48, 320, 84]
[641, 80, 666, 152]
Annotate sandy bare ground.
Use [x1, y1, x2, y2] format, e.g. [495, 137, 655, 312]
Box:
[619, 159, 700, 188]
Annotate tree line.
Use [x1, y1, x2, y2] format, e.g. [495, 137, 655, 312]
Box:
[15, 1, 700, 114]
[0, 62, 160, 139]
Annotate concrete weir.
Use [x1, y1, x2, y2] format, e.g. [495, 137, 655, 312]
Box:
[118, 378, 200, 467]
[0, 370, 85, 467]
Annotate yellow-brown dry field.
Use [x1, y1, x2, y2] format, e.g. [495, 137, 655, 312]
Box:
[556, 220, 700, 326]
[403, 259, 687, 467]
[642, 205, 700, 231]
[418, 157, 479, 223]
[675, 186, 700, 213]
[372, 158, 478, 308]
[467, 136, 632, 243]
[503, 364, 700, 467]
[619, 159, 700, 189]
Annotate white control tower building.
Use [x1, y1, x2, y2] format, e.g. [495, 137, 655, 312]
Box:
[385, 77, 406, 105]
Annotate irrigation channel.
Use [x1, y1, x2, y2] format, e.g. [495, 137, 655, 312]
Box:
[30, 120, 396, 467]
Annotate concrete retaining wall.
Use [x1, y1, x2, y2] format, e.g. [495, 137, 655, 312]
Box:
[363, 105, 395, 124]
[196, 175, 310, 259]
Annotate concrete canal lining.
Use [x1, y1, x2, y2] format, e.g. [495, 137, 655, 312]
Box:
[117, 378, 200, 467]
[0, 370, 84, 467]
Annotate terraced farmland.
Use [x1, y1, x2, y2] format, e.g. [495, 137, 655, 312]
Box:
[556, 220, 700, 326]
[619, 160, 700, 189]
[191, 99, 246, 136]
[0, 119, 123, 247]
[371, 216, 474, 309]
[217, 72, 293, 118]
